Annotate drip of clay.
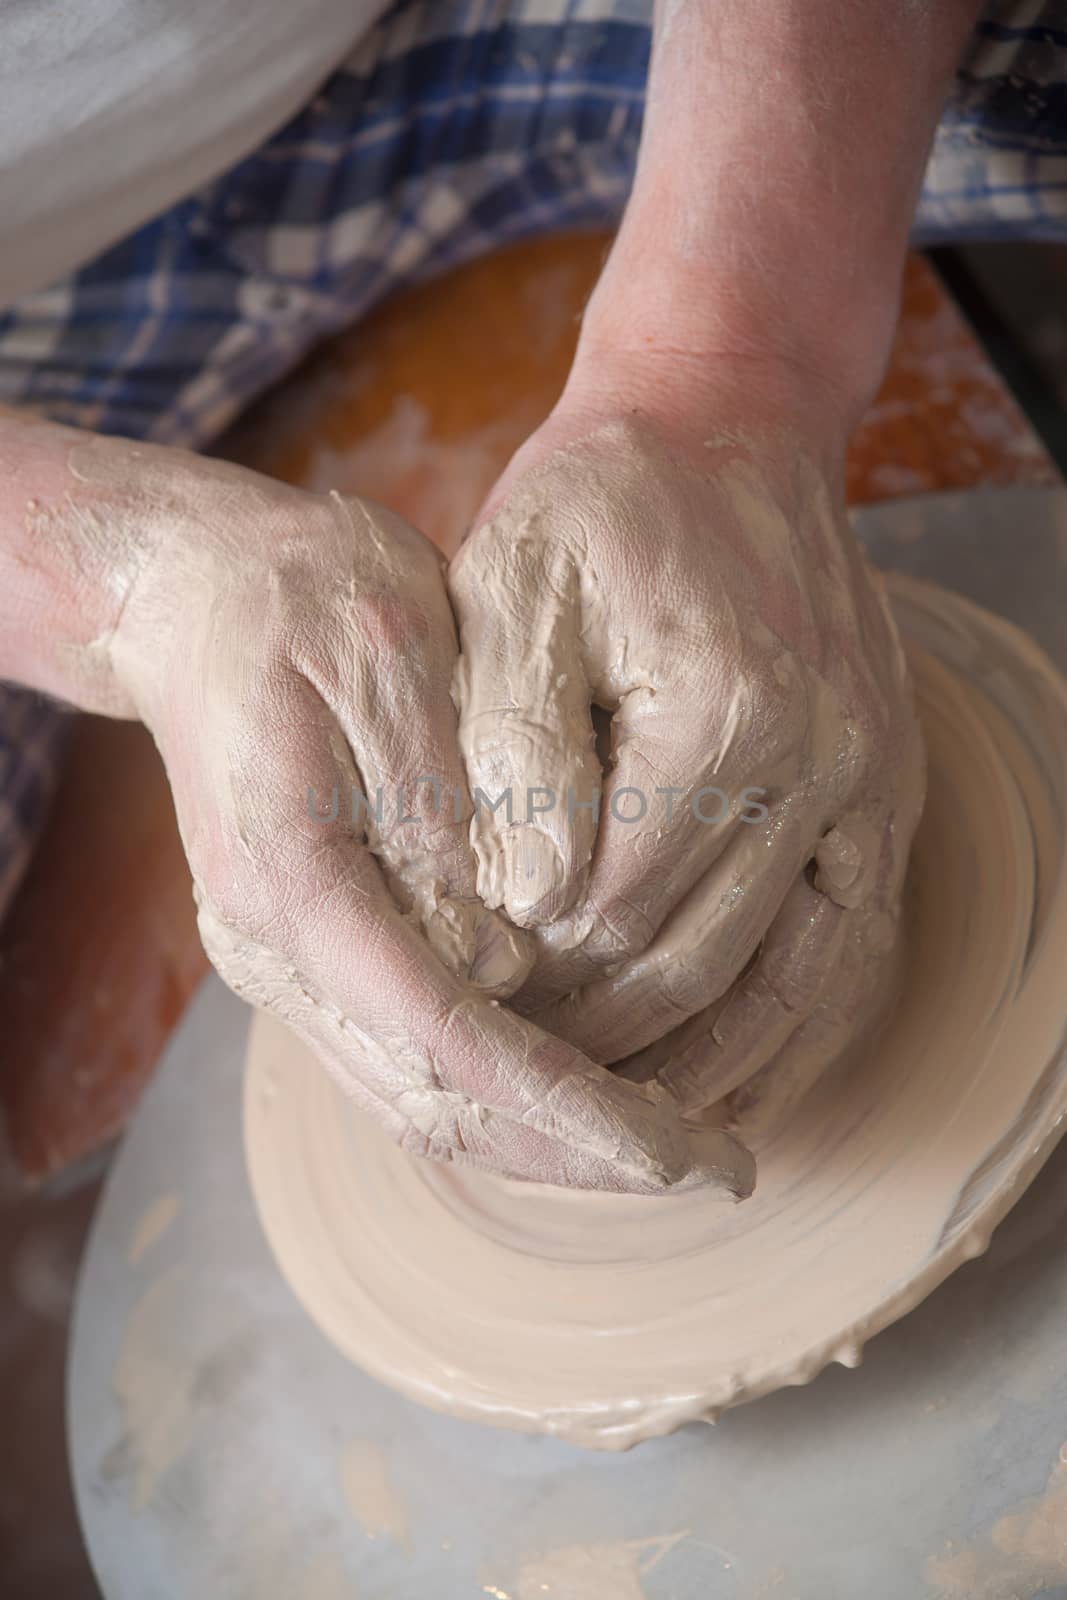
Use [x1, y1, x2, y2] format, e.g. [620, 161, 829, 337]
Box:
[244, 577, 1067, 1450]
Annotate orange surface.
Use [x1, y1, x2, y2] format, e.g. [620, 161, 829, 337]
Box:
[225, 241, 1056, 540]
[0, 238, 1056, 1178]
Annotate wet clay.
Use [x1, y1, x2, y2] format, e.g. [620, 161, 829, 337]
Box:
[244, 576, 1067, 1450]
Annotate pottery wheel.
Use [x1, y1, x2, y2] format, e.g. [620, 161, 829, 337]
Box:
[70, 489, 1067, 1597]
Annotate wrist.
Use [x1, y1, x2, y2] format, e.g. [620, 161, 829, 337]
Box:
[479, 359, 849, 539]
[570, 240, 896, 448]
[560, 319, 856, 485]
[584, 0, 977, 447]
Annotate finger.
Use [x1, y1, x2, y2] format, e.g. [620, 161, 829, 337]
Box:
[295, 496, 531, 997]
[513, 731, 752, 1013]
[449, 521, 601, 927]
[205, 902, 753, 1198]
[729, 946, 893, 1148]
[623, 877, 848, 1114]
[513, 651, 808, 1012]
[730, 1001, 857, 1149]
[192, 674, 751, 1195]
[727, 872, 904, 1145]
[224, 915, 753, 1198]
[534, 803, 815, 1063]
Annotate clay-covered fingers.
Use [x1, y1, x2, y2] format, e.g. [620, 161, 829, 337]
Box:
[199, 878, 754, 1199]
[727, 911, 900, 1145]
[185, 668, 751, 1196]
[217, 908, 751, 1196]
[450, 549, 792, 1003]
[533, 803, 818, 1064]
[513, 677, 782, 1011]
[292, 498, 531, 999]
[449, 526, 602, 929]
[622, 876, 849, 1114]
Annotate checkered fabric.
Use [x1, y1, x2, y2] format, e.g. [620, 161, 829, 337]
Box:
[0, 0, 1064, 915]
[924, 0, 1067, 239]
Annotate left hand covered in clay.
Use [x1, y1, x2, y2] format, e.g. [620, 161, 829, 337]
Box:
[449, 403, 926, 1113]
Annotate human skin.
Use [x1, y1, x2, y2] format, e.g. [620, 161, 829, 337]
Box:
[0, 413, 750, 1195]
[0, 0, 981, 1186]
[450, 0, 982, 1105]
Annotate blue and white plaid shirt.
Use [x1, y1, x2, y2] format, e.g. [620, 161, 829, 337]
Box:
[1, 0, 1065, 912]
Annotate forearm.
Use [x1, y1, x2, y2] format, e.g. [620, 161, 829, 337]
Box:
[0, 412, 148, 713]
[574, 0, 982, 433]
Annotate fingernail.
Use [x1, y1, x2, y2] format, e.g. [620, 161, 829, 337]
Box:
[469, 909, 535, 998]
[500, 827, 569, 926]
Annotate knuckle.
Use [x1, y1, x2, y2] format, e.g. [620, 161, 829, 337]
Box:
[660, 959, 712, 1018]
[763, 952, 820, 1013]
[586, 902, 652, 969]
[355, 590, 434, 655]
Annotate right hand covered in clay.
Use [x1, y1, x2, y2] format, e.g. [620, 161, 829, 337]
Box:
[449, 399, 926, 1115]
[0, 416, 752, 1197]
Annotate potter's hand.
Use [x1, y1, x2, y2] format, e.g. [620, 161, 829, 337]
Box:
[447, 0, 971, 1107]
[449, 408, 924, 1106]
[0, 416, 752, 1195]
[444, 0, 970, 1111]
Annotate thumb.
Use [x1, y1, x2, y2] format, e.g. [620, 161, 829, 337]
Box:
[449, 524, 601, 927]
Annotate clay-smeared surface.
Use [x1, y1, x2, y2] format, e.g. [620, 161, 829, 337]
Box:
[244, 577, 1067, 1450]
